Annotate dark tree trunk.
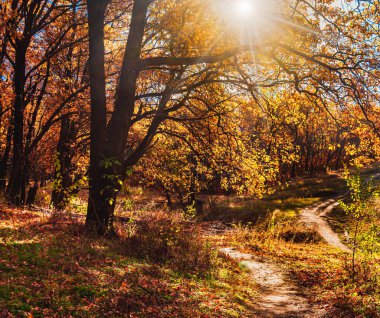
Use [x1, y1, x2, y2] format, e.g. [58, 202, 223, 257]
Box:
[291, 126, 299, 179]
[0, 124, 13, 190]
[335, 140, 345, 170]
[26, 181, 38, 207]
[324, 150, 334, 173]
[21, 158, 30, 204]
[86, 0, 150, 234]
[85, 0, 110, 234]
[51, 117, 78, 210]
[7, 45, 27, 205]
[40, 176, 46, 188]
[0, 0, 13, 192]
[165, 191, 172, 207]
[189, 153, 197, 204]
[51, 3, 78, 210]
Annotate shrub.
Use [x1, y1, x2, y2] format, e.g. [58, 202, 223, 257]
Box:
[339, 170, 380, 280]
[334, 170, 380, 317]
[230, 221, 322, 248]
[125, 210, 217, 276]
[276, 223, 322, 243]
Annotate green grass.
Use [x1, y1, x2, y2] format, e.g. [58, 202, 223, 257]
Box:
[203, 173, 347, 224]
[203, 165, 380, 226]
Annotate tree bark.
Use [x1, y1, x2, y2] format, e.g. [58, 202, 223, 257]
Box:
[86, 0, 151, 235]
[26, 181, 38, 207]
[7, 44, 27, 205]
[51, 117, 78, 210]
[0, 124, 13, 190]
[85, 0, 110, 234]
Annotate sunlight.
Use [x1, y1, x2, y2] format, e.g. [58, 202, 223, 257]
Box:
[213, 0, 279, 45]
[234, 0, 256, 20]
[212, 0, 321, 47]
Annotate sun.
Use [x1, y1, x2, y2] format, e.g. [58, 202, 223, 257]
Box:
[212, 0, 282, 45]
[234, 0, 256, 19]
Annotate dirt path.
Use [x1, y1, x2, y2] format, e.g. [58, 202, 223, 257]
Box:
[300, 170, 380, 253]
[217, 197, 352, 317]
[215, 171, 380, 317]
[220, 247, 325, 317]
[209, 220, 326, 317]
[218, 198, 350, 317]
[300, 199, 351, 253]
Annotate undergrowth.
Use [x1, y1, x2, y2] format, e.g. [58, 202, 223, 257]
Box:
[0, 207, 258, 318]
[203, 172, 347, 224]
[124, 210, 217, 276]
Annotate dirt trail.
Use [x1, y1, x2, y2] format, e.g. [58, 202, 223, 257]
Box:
[209, 226, 326, 317]
[217, 198, 352, 317]
[220, 247, 325, 318]
[216, 171, 380, 317]
[300, 199, 351, 253]
[218, 198, 350, 317]
[300, 170, 380, 253]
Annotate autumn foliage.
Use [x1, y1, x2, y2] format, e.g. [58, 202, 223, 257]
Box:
[0, 0, 379, 230]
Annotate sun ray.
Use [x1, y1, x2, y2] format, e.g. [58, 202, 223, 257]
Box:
[263, 13, 322, 37]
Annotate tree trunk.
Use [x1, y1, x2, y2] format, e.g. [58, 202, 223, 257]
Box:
[51, 117, 78, 210]
[291, 126, 298, 179]
[87, 179, 118, 235]
[7, 45, 27, 205]
[85, 0, 110, 234]
[0, 124, 13, 190]
[335, 140, 345, 170]
[86, 0, 150, 234]
[165, 191, 172, 208]
[26, 181, 38, 207]
[51, 3, 78, 210]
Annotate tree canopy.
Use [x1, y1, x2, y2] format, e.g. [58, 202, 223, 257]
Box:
[0, 0, 379, 233]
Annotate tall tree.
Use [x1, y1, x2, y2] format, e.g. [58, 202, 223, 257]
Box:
[84, 0, 380, 234]
[2, 0, 87, 204]
[85, 0, 245, 233]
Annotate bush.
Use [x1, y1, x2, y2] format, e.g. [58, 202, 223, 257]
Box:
[333, 170, 380, 317]
[262, 208, 322, 243]
[333, 262, 380, 318]
[230, 221, 322, 249]
[277, 225, 322, 243]
[339, 170, 380, 279]
[125, 210, 217, 276]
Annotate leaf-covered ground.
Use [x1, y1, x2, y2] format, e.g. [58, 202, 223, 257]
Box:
[0, 208, 258, 318]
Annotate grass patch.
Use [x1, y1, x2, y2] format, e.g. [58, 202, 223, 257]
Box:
[203, 173, 347, 225]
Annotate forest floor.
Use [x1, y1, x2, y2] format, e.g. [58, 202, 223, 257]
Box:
[1, 168, 380, 317]
[0, 207, 265, 317]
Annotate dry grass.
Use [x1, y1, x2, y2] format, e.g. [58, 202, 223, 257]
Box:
[124, 210, 218, 276]
[220, 220, 380, 317]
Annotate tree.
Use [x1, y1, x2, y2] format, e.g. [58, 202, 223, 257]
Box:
[1, 0, 87, 204]
[84, 0, 380, 234]
[85, 0, 245, 234]
[0, 0, 378, 234]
